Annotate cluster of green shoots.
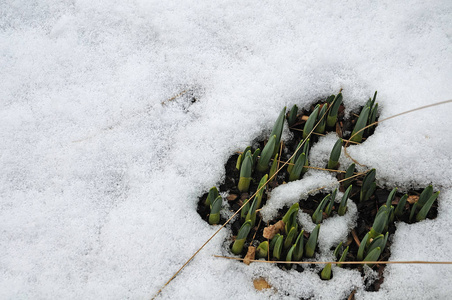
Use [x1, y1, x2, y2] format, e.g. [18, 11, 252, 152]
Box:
[201, 92, 440, 280]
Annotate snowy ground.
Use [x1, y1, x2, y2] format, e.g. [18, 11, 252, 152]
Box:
[1, 1, 452, 299]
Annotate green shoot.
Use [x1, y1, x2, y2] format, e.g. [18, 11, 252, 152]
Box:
[231, 220, 252, 255]
[208, 196, 222, 225]
[416, 191, 440, 222]
[303, 104, 320, 139]
[305, 224, 320, 258]
[257, 135, 276, 172]
[338, 185, 352, 216]
[350, 106, 370, 143]
[327, 138, 342, 169]
[238, 150, 253, 192]
[287, 104, 298, 126]
[327, 93, 342, 128]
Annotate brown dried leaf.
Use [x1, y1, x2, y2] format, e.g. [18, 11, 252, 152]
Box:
[253, 278, 271, 290]
[243, 246, 256, 265]
[301, 115, 309, 121]
[226, 194, 238, 201]
[407, 195, 419, 205]
[263, 220, 285, 240]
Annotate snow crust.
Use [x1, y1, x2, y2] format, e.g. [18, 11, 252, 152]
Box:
[1, 0, 451, 299]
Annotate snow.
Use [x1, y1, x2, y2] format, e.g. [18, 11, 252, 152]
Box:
[1, 0, 452, 299]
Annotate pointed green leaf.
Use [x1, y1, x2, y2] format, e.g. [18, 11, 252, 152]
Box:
[269, 153, 278, 181]
[327, 93, 342, 128]
[417, 185, 433, 208]
[270, 107, 286, 155]
[350, 106, 370, 143]
[273, 234, 284, 260]
[256, 241, 269, 259]
[325, 190, 336, 216]
[235, 154, 242, 171]
[338, 185, 352, 216]
[257, 135, 276, 172]
[333, 242, 343, 259]
[314, 104, 328, 134]
[363, 247, 381, 267]
[338, 246, 349, 268]
[208, 196, 222, 225]
[289, 153, 306, 181]
[409, 202, 418, 222]
[343, 163, 356, 189]
[287, 104, 298, 126]
[286, 244, 296, 268]
[305, 224, 320, 258]
[252, 148, 261, 168]
[303, 105, 320, 139]
[386, 188, 398, 207]
[238, 150, 253, 192]
[284, 226, 298, 250]
[320, 263, 332, 280]
[293, 230, 304, 261]
[327, 138, 343, 169]
[255, 174, 268, 209]
[245, 197, 258, 227]
[369, 210, 388, 238]
[241, 200, 250, 219]
[205, 186, 219, 207]
[282, 203, 299, 224]
[416, 191, 440, 222]
[394, 194, 408, 217]
[270, 233, 281, 251]
[357, 232, 369, 261]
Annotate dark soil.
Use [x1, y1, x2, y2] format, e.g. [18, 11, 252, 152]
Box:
[196, 98, 438, 295]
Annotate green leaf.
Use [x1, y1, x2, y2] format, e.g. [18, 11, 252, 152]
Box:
[273, 234, 284, 260]
[350, 106, 370, 143]
[287, 104, 298, 126]
[327, 138, 342, 169]
[305, 224, 320, 258]
[208, 196, 222, 225]
[286, 244, 296, 268]
[284, 226, 298, 250]
[326, 94, 335, 106]
[256, 241, 269, 259]
[325, 189, 337, 217]
[293, 230, 304, 261]
[343, 163, 356, 189]
[269, 153, 278, 180]
[255, 174, 268, 209]
[338, 185, 352, 216]
[327, 93, 342, 128]
[241, 201, 250, 219]
[270, 233, 281, 251]
[252, 148, 261, 168]
[282, 203, 300, 224]
[337, 246, 349, 268]
[205, 186, 219, 207]
[289, 153, 307, 181]
[360, 169, 376, 202]
[409, 202, 418, 222]
[369, 210, 388, 238]
[270, 107, 287, 156]
[386, 188, 398, 207]
[320, 263, 332, 280]
[245, 197, 259, 227]
[394, 194, 408, 217]
[363, 247, 381, 267]
[367, 234, 385, 254]
[303, 105, 320, 139]
[333, 242, 343, 259]
[314, 104, 328, 134]
[235, 154, 242, 171]
[238, 150, 253, 192]
[285, 209, 298, 235]
[237, 220, 252, 240]
[417, 185, 433, 208]
[416, 191, 440, 222]
[257, 135, 277, 172]
[312, 195, 330, 224]
[357, 232, 369, 261]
